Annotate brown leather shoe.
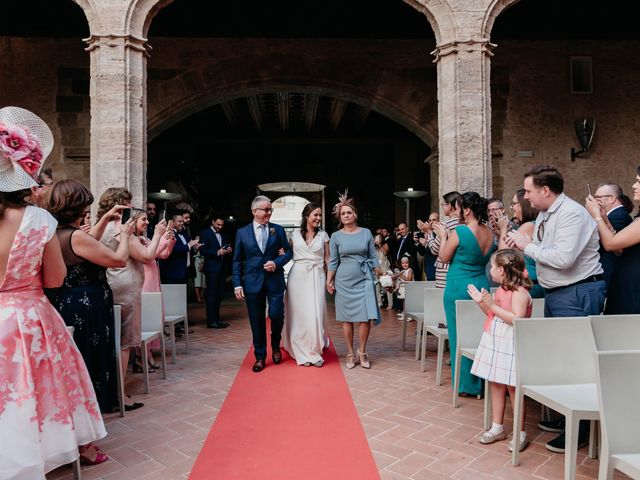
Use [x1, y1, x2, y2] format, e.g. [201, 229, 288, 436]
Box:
[252, 359, 265, 372]
[272, 348, 282, 365]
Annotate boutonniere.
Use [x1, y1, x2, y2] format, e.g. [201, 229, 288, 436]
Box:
[269, 227, 276, 236]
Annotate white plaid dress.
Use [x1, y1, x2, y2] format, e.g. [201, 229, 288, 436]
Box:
[471, 287, 532, 386]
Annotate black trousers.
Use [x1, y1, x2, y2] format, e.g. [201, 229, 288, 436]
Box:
[205, 270, 225, 325]
[244, 287, 284, 360]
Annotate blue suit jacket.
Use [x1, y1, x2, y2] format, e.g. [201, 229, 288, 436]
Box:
[199, 227, 228, 274]
[160, 229, 190, 281]
[232, 222, 292, 294]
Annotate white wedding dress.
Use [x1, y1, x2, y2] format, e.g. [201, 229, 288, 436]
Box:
[283, 230, 330, 365]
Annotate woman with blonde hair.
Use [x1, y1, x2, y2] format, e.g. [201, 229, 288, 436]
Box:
[326, 193, 381, 369]
[98, 188, 166, 410]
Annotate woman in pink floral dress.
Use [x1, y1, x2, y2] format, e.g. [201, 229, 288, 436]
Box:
[0, 107, 106, 478]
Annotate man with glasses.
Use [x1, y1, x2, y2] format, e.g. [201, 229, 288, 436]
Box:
[232, 195, 292, 373]
[592, 183, 632, 313]
[507, 165, 605, 453]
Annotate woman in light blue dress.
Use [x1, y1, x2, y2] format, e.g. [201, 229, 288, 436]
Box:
[327, 194, 381, 369]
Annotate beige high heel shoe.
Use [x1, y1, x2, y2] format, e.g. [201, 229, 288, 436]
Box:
[345, 353, 358, 369]
[357, 349, 370, 369]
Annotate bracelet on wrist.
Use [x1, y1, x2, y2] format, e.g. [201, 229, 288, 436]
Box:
[595, 217, 603, 222]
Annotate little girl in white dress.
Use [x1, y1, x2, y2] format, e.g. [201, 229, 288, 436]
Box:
[468, 249, 533, 452]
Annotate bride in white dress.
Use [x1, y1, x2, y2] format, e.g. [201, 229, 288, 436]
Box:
[283, 203, 330, 367]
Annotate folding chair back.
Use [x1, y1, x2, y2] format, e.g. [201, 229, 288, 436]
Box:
[161, 284, 187, 318]
[423, 288, 445, 327]
[589, 314, 640, 350]
[455, 299, 485, 350]
[142, 292, 164, 332]
[514, 316, 595, 386]
[404, 281, 427, 315]
[595, 350, 640, 456]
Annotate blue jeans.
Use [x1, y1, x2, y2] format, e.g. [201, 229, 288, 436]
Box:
[544, 280, 606, 317]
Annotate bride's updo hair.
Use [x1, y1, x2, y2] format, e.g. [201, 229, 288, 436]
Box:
[457, 191, 488, 224]
[299, 202, 322, 241]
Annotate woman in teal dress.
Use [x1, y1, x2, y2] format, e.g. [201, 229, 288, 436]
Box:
[498, 189, 544, 298]
[434, 192, 496, 396]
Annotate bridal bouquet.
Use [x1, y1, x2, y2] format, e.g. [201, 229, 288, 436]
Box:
[379, 274, 395, 292]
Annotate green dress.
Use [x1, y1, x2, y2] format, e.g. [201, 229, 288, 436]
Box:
[443, 225, 496, 396]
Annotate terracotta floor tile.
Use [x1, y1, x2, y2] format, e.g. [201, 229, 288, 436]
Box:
[46, 300, 607, 480]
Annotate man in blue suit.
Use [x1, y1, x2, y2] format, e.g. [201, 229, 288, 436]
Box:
[160, 212, 200, 284]
[199, 213, 232, 329]
[232, 195, 292, 372]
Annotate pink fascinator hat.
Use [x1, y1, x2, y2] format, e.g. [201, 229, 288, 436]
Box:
[0, 106, 54, 192]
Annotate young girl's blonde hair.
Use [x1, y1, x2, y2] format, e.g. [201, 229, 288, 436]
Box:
[492, 248, 533, 291]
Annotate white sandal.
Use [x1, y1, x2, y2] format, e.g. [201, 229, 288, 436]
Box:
[478, 430, 506, 444]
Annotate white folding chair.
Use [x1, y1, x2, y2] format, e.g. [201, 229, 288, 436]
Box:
[589, 314, 640, 351]
[113, 305, 126, 417]
[161, 284, 189, 363]
[141, 292, 167, 394]
[512, 316, 599, 480]
[71, 457, 81, 480]
[417, 288, 449, 385]
[531, 297, 545, 318]
[402, 280, 427, 351]
[595, 350, 640, 480]
[453, 300, 491, 430]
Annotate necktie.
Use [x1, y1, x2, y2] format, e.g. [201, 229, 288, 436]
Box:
[397, 236, 406, 260]
[260, 224, 268, 253]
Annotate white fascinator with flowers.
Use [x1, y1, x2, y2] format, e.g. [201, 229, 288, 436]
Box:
[0, 106, 54, 192]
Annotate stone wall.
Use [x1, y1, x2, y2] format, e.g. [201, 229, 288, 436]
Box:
[2, 36, 639, 206]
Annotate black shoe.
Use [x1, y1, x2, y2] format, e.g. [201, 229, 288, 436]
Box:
[545, 423, 589, 453]
[124, 402, 144, 411]
[207, 322, 228, 329]
[538, 418, 565, 433]
[272, 348, 282, 364]
[252, 359, 265, 372]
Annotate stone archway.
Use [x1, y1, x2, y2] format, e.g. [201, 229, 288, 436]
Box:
[147, 51, 439, 148]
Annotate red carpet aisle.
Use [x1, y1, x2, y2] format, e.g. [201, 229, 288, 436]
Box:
[189, 343, 380, 480]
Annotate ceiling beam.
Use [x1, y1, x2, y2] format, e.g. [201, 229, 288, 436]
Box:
[220, 101, 238, 128]
[277, 92, 289, 132]
[246, 96, 263, 132]
[329, 98, 347, 131]
[304, 94, 319, 132]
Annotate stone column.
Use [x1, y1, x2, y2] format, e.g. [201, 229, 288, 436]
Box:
[85, 34, 149, 208]
[432, 39, 495, 198]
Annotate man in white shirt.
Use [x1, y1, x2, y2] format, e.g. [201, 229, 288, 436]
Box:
[508, 165, 605, 453]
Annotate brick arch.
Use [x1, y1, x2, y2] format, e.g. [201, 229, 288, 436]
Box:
[147, 63, 438, 148]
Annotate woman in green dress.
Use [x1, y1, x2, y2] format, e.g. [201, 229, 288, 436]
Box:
[434, 192, 496, 397]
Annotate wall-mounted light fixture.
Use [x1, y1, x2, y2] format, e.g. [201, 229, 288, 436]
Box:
[571, 118, 595, 161]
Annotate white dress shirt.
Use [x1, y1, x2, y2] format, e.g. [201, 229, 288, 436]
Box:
[524, 193, 603, 289]
[253, 221, 268, 250]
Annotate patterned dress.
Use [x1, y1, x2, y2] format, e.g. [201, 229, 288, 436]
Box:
[0, 206, 106, 479]
[47, 227, 119, 413]
[471, 287, 532, 386]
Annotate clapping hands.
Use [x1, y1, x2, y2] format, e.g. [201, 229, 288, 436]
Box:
[432, 222, 447, 239]
[467, 284, 492, 305]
